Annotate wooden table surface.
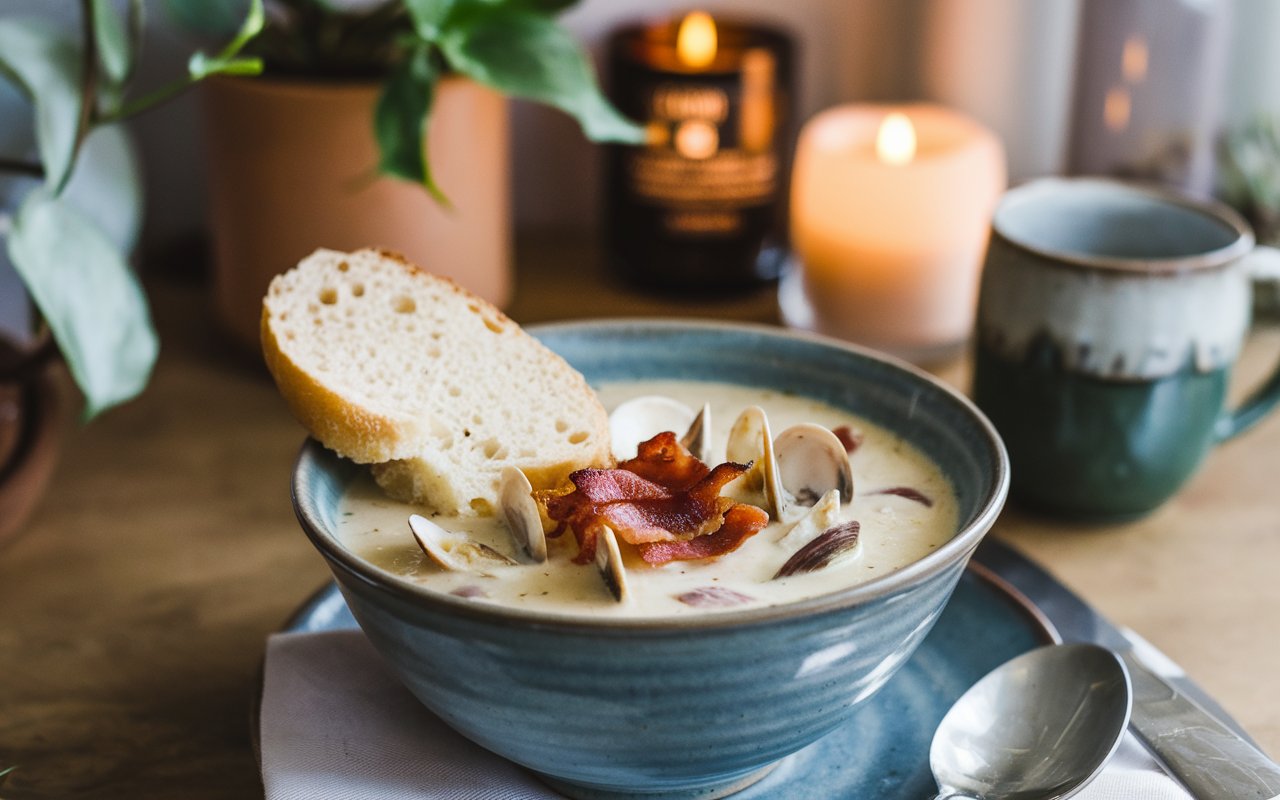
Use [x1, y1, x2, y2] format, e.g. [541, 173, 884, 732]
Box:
[2, 236, 1278, 798]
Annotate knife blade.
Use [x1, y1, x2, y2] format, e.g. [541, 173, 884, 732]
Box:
[974, 538, 1280, 800]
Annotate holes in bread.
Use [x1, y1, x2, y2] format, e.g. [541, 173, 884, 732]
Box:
[470, 498, 493, 515]
[338, 260, 350, 272]
[447, 385, 461, 398]
[479, 438, 505, 459]
[319, 287, 338, 305]
[393, 296, 417, 314]
[351, 283, 365, 297]
[481, 315, 504, 334]
[555, 419, 569, 433]
[568, 431, 589, 444]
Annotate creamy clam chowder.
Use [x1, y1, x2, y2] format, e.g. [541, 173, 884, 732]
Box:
[336, 380, 959, 618]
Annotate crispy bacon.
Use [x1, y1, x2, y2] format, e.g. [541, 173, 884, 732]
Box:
[539, 432, 768, 565]
[832, 425, 864, 454]
[637, 504, 769, 565]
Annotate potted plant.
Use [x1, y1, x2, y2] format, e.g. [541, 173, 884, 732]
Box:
[0, 0, 264, 544]
[177, 0, 644, 349]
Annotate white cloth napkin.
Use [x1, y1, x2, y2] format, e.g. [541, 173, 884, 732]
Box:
[259, 630, 1190, 800]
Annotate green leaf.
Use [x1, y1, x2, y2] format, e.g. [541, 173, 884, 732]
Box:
[374, 44, 448, 204]
[439, 8, 644, 144]
[7, 190, 159, 419]
[0, 20, 83, 191]
[404, 0, 456, 39]
[90, 0, 131, 85]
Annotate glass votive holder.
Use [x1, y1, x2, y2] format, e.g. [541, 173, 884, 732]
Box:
[780, 103, 1006, 364]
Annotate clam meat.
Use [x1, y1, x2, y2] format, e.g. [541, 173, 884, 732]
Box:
[409, 513, 517, 574]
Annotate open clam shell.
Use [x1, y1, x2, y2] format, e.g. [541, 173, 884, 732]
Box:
[609, 395, 697, 461]
[773, 423, 855, 509]
[408, 514, 517, 574]
[680, 402, 713, 465]
[595, 526, 630, 603]
[776, 488, 841, 549]
[499, 466, 547, 563]
[725, 405, 786, 519]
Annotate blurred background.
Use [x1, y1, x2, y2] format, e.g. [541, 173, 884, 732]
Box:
[3, 0, 1277, 255]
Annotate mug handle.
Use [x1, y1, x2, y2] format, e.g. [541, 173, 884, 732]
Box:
[1214, 245, 1280, 442]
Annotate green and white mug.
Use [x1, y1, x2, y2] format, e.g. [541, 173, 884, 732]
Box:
[972, 178, 1280, 520]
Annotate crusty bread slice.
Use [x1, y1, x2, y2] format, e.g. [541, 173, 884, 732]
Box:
[261, 248, 612, 515]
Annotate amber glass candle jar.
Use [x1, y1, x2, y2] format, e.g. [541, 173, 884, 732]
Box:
[605, 13, 794, 293]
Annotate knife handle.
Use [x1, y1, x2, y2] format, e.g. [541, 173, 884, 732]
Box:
[1122, 651, 1280, 799]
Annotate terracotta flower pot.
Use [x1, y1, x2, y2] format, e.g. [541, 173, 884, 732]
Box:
[202, 75, 512, 351]
[0, 334, 63, 550]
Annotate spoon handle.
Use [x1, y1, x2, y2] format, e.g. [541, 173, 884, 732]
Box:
[1123, 650, 1280, 799]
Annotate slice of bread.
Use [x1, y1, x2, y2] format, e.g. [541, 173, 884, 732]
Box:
[261, 248, 612, 515]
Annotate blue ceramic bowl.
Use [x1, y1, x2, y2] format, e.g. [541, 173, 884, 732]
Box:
[291, 320, 1009, 800]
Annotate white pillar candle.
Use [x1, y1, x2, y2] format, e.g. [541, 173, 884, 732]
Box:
[785, 103, 1005, 360]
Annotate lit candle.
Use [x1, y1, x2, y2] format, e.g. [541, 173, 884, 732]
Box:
[784, 103, 1006, 360]
[606, 13, 794, 293]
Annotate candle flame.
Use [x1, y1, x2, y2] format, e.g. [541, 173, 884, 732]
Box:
[1122, 35, 1148, 83]
[677, 11, 717, 69]
[875, 113, 916, 166]
[1104, 86, 1131, 132]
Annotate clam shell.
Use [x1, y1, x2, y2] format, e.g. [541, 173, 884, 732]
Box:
[408, 513, 517, 574]
[608, 395, 696, 461]
[499, 466, 547, 563]
[773, 521, 862, 579]
[725, 406, 786, 520]
[680, 402, 713, 465]
[595, 525, 630, 602]
[776, 489, 841, 549]
[773, 423, 855, 508]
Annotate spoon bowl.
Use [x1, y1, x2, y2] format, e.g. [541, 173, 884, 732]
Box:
[930, 643, 1132, 800]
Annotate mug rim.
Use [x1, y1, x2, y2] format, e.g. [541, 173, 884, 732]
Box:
[991, 177, 1255, 275]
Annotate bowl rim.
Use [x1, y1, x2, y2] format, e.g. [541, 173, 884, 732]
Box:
[291, 318, 1010, 633]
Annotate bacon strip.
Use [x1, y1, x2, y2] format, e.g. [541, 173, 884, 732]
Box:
[832, 425, 864, 454]
[637, 504, 769, 565]
[539, 432, 767, 564]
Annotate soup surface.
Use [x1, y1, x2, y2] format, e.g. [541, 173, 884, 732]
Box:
[336, 380, 959, 618]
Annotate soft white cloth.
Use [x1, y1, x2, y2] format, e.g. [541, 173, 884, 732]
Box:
[260, 630, 1190, 800]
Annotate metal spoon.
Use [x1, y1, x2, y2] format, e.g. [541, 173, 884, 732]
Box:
[929, 643, 1132, 800]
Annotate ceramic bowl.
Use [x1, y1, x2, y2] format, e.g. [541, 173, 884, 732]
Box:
[291, 320, 1009, 800]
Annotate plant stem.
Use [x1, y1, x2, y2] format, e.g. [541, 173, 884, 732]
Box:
[76, 0, 99, 148]
[97, 76, 196, 124]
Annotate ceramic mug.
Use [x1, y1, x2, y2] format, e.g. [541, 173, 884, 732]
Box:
[972, 178, 1280, 520]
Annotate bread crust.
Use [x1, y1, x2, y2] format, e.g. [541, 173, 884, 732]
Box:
[261, 305, 420, 463]
[260, 247, 612, 514]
